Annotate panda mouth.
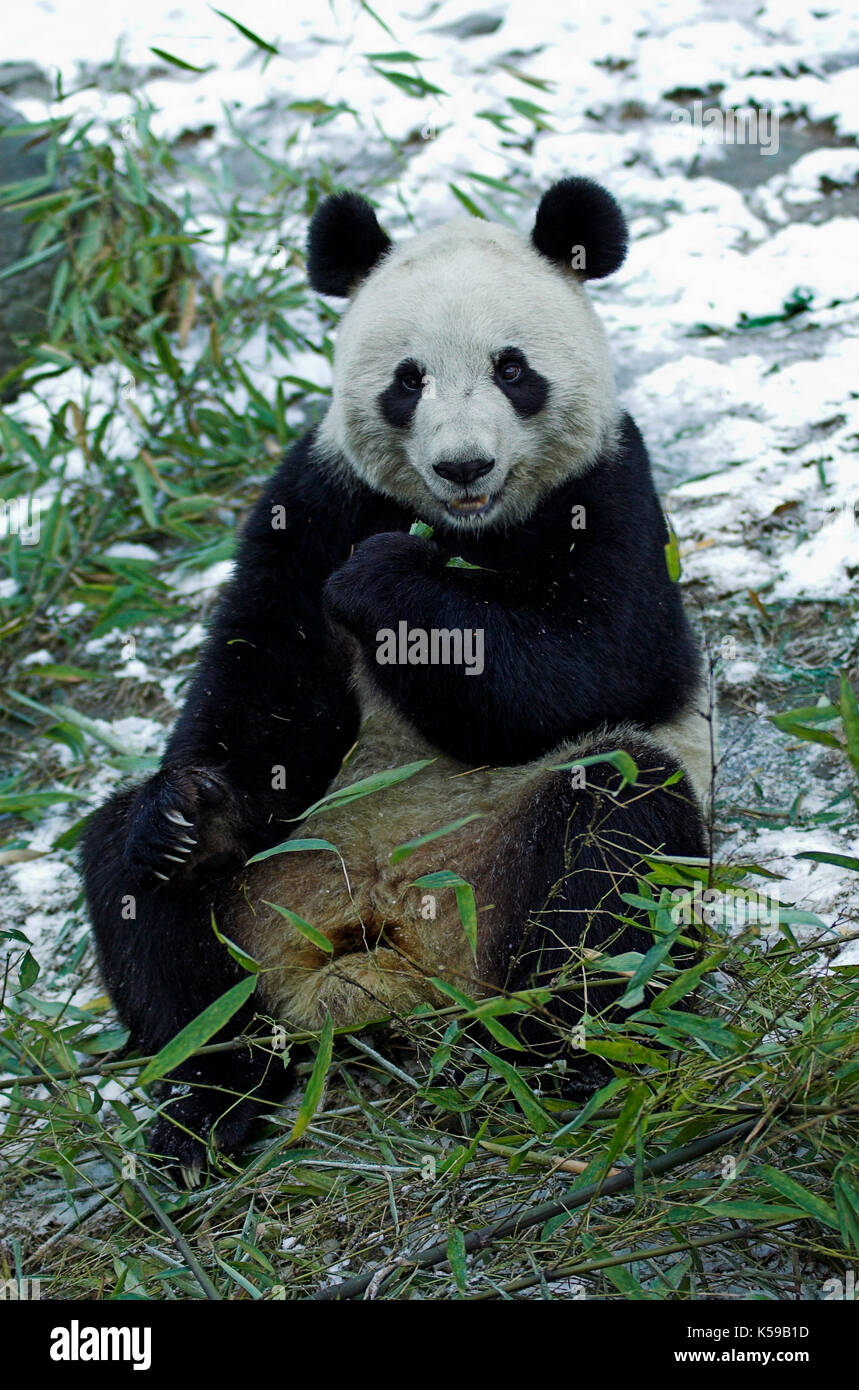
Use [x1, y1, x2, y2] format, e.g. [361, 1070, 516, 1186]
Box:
[444, 494, 494, 517]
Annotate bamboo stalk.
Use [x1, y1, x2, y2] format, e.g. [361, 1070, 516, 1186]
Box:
[311, 1116, 762, 1301]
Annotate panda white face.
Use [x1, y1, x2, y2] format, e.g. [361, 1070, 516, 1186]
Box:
[317, 217, 621, 530]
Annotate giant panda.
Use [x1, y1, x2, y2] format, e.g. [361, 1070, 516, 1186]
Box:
[82, 177, 711, 1174]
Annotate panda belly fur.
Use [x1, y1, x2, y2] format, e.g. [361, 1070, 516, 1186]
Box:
[229, 672, 711, 1034]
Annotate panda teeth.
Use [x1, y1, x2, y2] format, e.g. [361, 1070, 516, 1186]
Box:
[446, 494, 492, 515]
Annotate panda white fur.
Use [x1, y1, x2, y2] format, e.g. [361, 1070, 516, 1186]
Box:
[83, 178, 711, 1170]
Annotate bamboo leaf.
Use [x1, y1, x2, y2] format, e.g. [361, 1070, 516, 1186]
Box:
[795, 852, 859, 873]
[447, 1227, 468, 1293]
[669, 1201, 806, 1223]
[0, 241, 64, 281]
[150, 46, 209, 72]
[372, 67, 446, 98]
[429, 978, 480, 1012]
[664, 527, 681, 581]
[139, 977, 257, 1085]
[364, 50, 424, 63]
[129, 457, 158, 528]
[299, 760, 433, 820]
[291, 1014, 334, 1139]
[19, 950, 40, 990]
[651, 950, 727, 1010]
[262, 901, 333, 955]
[389, 813, 483, 864]
[760, 1165, 840, 1230]
[770, 704, 839, 729]
[771, 722, 843, 752]
[0, 789, 87, 812]
[247, 837, 340, 865]
[604, 1081, 647, 1168]
[839, 670, 859, 776]
[209, 910, 261, 973]
[548, 749, 639, 787]
[482, 1014, 525, 1051]
[448, 183, 486, 218]
[618, 919, 681, 1009]
[211, 8, 279, 55]
[476, 1048, 551, 1133]
[413, 870, 478, 959]
[584, 1038, 669, 1069]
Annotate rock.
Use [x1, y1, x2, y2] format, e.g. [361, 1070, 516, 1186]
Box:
[0, 63, 53, 99]
[431, 11, 503, 40]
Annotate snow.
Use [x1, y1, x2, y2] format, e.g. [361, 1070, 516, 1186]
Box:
[766, 147, 859, 204]
[172, 560, 235, 594]
[105, 543, 159, 562]
[171, 621, 207, 654]
[739, 827, 857, 919]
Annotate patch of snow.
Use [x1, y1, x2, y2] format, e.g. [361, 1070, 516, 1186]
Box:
[171, 622, 206, 654]
[105, 542, 159, 561]
[172, 560, 235, 595]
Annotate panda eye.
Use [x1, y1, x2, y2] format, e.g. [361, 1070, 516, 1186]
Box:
[499, 361, 522, 384]
[399, 369, 422, 392]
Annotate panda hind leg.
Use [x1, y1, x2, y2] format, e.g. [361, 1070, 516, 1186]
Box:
[81, 788, 293, 1180]
[483, 732, 707, 1081]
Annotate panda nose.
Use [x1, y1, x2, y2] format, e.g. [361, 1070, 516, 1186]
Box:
[433, 457, 495, 486]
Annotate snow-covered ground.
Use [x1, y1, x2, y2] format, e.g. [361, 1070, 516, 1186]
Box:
[2, 0, 857, 1000]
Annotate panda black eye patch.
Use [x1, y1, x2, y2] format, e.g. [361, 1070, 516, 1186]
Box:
[493, 347, 550, 418]
[378, 359, 426, 428]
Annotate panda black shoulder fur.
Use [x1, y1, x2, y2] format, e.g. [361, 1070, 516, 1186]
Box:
[82, 177, 710, 1173]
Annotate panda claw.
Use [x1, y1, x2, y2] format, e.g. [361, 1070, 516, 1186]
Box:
[180, 1163, 202, 1189]
[166, 809, 194, 828]
[178, 835, 198, 847]
[153, 871, 170, 882]
[164, 853, 187, 864]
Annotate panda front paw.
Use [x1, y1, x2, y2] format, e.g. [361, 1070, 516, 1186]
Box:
[324, 531, 438, 635]
[127, 766, 245, 887]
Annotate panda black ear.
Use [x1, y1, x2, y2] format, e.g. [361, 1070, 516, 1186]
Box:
[306, 191, 392, 296]
[531, 177, 628, 280]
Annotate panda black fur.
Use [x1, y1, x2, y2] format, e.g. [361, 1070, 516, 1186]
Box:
[82, 178, 710, 1172]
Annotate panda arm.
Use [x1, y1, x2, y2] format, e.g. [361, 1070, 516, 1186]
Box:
[323, 522, 698, 766]
[102, 434, 365, 881]
[167, 457, 365, 811]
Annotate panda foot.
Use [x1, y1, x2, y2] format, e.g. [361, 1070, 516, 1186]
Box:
[148, 1092, 263, 1185]
[127, 765, 245, 886]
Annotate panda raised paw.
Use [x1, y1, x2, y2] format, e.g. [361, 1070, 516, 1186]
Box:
[324, 530, 438, 635]
[126, 765, 245, 886]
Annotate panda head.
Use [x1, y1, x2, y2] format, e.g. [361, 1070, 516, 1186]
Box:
[309, 178, 628, 530]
